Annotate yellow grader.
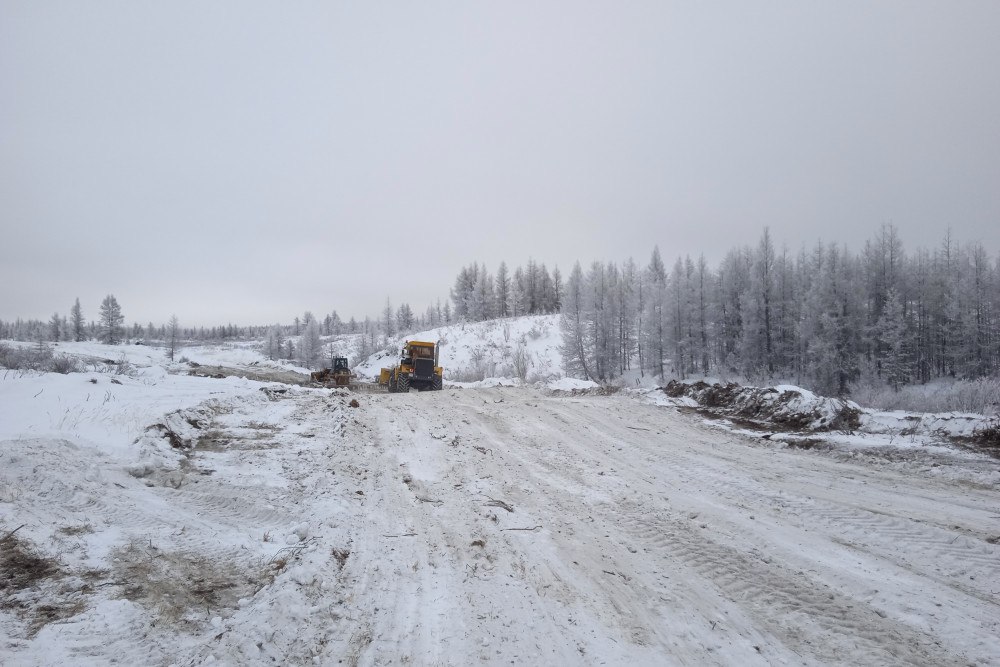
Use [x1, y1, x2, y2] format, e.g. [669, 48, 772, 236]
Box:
[378, 340, 444, 392]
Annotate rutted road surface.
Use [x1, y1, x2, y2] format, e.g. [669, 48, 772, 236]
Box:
[3, 386, 998, 665]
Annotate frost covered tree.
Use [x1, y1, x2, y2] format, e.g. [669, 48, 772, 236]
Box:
[799, 244, 859, 395]
[98, 294, 124, 344]
[396, 303, 414, 332]
[510, 266, 527, 317]
[539, 264, 555, 313]
[560, 262, 592, 380]
[451, 264, 478, 321]
[495, 262, 511, 318]
[552, 266, 563, 312]
[297, 318, 322, 369]
[265, 325, 284, 361]
[693, 254, 712, 374]
[382, 298, 395, 336]
[876, 288, 910, 389]
[70, 298, 85, 342]
[617, 258, 640, 374]
[49, 312, 62, 342]
[585, 262, 615, 381]
[642, 248, 668, 379]
[468, 267, 496, 322]
[666, 257, 689, 378]
[738, 229, 776, 377]
[167, 315, 180, 362]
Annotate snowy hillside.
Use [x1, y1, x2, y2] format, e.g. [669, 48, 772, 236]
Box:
[3, 339, 314, 376]
[354, 314, 564, 384]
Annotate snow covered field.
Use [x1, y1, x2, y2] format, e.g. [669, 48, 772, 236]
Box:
[2, 342, 999, 666]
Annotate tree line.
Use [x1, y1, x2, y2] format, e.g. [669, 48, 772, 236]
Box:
[450, 259, 563, 322]
[6, 228, 997, 390]
[560, 226, 1000, 395]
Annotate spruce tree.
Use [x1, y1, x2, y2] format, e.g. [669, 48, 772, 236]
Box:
[98, 295, 124, 344]
[70, 298, 85, 342]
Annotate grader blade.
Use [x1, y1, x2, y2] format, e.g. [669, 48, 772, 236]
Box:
[349, 381, 388, 394]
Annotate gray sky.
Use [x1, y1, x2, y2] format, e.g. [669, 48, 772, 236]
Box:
[2, 2, 999, 326]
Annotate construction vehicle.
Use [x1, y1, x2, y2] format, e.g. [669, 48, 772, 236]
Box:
[378, 340, 443, 392]
[310, 357, 352, 387]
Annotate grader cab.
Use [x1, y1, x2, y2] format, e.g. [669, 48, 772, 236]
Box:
[379, 341, 443, 392]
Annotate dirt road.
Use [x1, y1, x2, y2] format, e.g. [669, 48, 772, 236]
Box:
[4, 387, 998, 665]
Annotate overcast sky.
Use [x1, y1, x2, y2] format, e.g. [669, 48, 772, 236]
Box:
[2, 2, 998, 326]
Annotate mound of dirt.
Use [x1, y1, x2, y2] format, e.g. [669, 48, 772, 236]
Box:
[664, 380, 862, 432]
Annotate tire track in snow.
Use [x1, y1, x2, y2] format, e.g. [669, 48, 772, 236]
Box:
[442, 390, 999, 665]
[539, 396, 1000, 603]
[611, 505, 953, 666]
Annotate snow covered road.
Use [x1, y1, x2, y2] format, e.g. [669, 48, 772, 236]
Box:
[3, 385, 999, 665]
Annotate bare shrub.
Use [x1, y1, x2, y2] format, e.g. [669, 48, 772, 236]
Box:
[0, 343, 52, 371]
[49, 354, 80, 374]
[469, 349, 494, 380]
[0, 343, 81, 374]
[853, 377, 1000, 415]
[110, 353, 136, 377]
[450, 366, 487, 383]
[512, 344, 530, 382]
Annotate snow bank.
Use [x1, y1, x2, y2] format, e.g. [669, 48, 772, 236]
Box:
[546, 377, 600, 392]
[861, 409, 998, 440]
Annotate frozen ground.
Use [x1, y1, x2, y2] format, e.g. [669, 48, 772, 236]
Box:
[2, 345, 999, 666]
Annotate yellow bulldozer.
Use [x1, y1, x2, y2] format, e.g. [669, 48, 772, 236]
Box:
[378, 340, 444, 392]
[310, 357, 352, 387]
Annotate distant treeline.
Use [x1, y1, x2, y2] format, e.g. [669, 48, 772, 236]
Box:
[0, 304, 369, 346]
[558, 226, 999, 396]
